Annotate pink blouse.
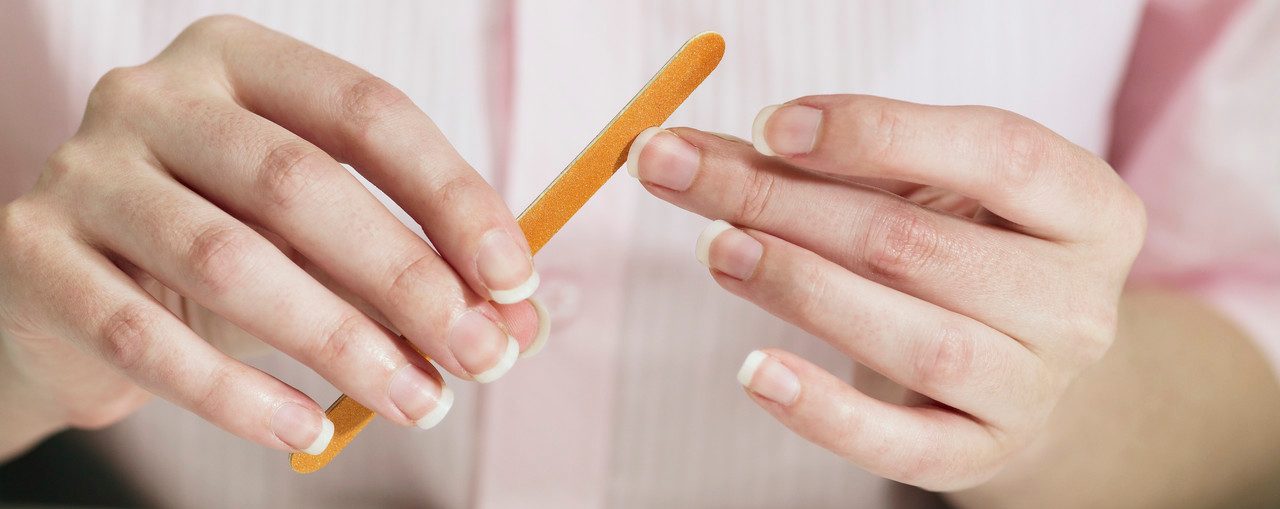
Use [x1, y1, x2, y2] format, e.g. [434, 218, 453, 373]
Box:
[1, 1, 1276, 507]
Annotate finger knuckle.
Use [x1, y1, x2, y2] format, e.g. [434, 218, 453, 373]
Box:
[830, 404, 870, 453]
[912, 325, 974, 393]
[191, 363, 236, 418]
[181, 14, 253, 42]
[383, 252, 443, 311]
[844, 97, 906, 164]
[990, 109, 1048, 192]
[0, 202, 56, 323]
[311, 313, 366, 368]
[99, 303, 157, 372]
[424, 173, 486, 215]
[88, 66, 160, 115]
[187, 224, 260, 296]
[0, 199, 45, 253]
[735, 165, 779, 225]
[864, 204, 941, 282]
[256, 141, 332, 210]
[41, 142, 92, 186]
[786, 261, 832, 330]
[339, 76, 411, 140]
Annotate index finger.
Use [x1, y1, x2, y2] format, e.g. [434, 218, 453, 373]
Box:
[752, 94, 1143, 243]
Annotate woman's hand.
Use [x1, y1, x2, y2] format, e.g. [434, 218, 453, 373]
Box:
[627, 94, 1146, 490]
[0, 15, 546, 459]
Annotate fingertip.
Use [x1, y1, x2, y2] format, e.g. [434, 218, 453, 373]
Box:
[752, 104, 782, 156]
[476, 229, 539, 304]
[756, 104, 822, 156]
[447, 310, 519, 383]
[471, 336, 518, 383]
[520, 297, 551, 359]
[489, 270, 540, 305]
[271, 402, 332, 455]
[737, 350, 768, 386]
[627, 126, 663, 179]
[415, 386, 454, 430]
[696, 219, 735, 266]
[492, 299, 540, 350]
[736, 350, 800, 406]
[303, 417, 335, 455]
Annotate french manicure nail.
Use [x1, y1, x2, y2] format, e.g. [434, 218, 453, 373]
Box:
[417, 387, 454, 430]
[626, 127, 661, 178]
[388, 365, 454, 429]
[707, 224, 762, 280]
[520, 297, 552, 359]
[625, 127, 700, 191]
[737, 351, 800, 405]
[448, 310, 519, 383]
[271, 402, 334, 455]
[752, 104, 822, 157]
[695, 219, 735, 266]
[477, 229, 539, 304]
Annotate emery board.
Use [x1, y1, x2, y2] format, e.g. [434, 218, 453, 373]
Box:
[290, 31, 725, 473]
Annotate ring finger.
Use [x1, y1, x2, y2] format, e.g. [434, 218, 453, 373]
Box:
[21, 231, 333, 454]
[696, 220, 1051, 430]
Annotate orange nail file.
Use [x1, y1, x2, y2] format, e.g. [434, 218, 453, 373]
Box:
[290, 31, 724, 473]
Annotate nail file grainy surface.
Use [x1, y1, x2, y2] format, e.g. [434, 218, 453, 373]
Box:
[290, 31, 724, 474]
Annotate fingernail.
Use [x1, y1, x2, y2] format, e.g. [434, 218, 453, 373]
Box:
[700, 221, 762, 280]
[520, 297, 552, 359]
[477, 229, 539, 304]
[737, 351, 800, 405]
[448, 310, 519, 383]
[271, 402, 334, 455]
[388, 365, 454, 429]
[752, 104, 822, 157]
[626, 127, 700, 191]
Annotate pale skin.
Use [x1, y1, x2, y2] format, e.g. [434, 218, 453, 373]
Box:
[0, 16, 549, 459]
[627, 96, 1280, 506]
[2, 16, 1279, 508]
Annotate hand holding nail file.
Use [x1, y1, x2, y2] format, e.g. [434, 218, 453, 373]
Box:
[290, 31, 724, 473]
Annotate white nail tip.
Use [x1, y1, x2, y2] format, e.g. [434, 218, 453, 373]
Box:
[752, 105, 781, 156]
[490, 271, 540, 305]
[695, 219, 735, 266]
[626, 126, 663, 179]
[737, 350, 768, 387]
[415, 386, 454, 430]
[520, 298, 551, 359]
[302, 417, 335, 455]
[473, 336, 519, 383]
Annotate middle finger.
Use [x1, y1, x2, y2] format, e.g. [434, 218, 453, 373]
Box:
[629, 127, 1067, 350]
[699, 221, 1048, 428]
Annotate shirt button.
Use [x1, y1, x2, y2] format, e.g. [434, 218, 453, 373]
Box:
[535, 269, 582, 330]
